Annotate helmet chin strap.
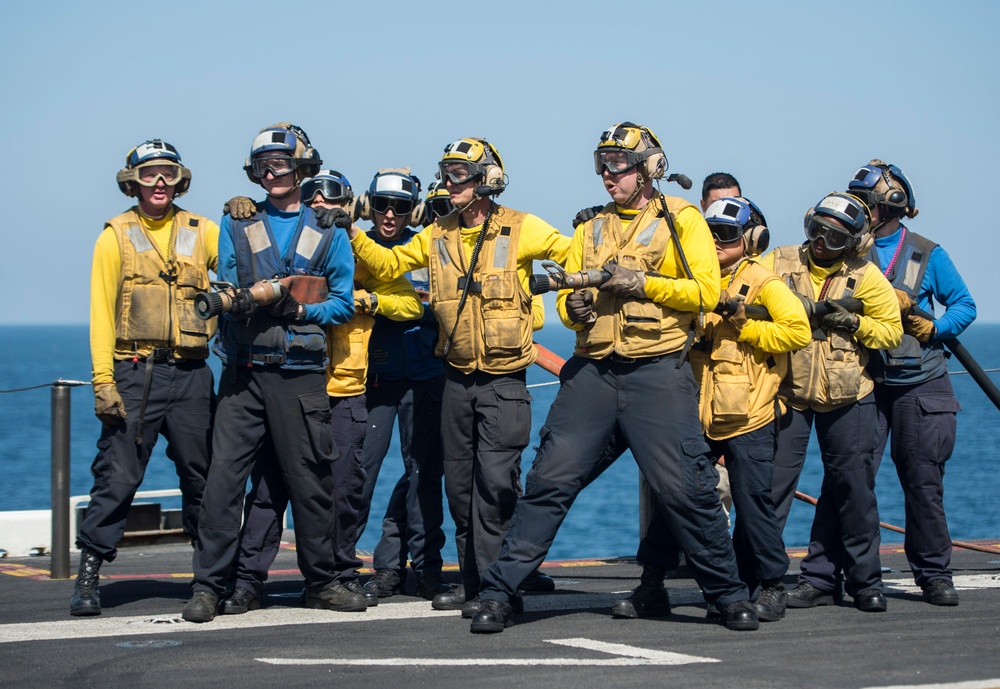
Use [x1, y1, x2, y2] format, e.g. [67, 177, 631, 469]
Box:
[622, 168, 646, 208]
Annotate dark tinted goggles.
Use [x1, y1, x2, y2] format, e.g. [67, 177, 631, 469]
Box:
[302, 178, 350, 204]
[708, 220, 745, 244]
[371, 195, 415, 216]
[805, 217, 856, 251]
[429, 197, 455, 218]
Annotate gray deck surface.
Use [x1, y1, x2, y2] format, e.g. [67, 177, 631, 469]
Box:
[2, 540, 999, 689]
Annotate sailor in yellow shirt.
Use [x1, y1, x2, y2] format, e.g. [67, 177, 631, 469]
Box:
[73, 140, 219, 617]
[760, 192, 903, 614]
[218, 170, 424, 615]
[470, 122, 759, 634]
[343, 139, 570, 615]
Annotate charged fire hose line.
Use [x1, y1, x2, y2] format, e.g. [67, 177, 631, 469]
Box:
[531, 342, 1000, 557]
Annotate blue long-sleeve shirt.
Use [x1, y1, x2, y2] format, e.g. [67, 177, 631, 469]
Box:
[873, 225, 976, 340]
[217, 200, 355, 326]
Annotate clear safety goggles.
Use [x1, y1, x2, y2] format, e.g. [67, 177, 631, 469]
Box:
[593, 148, 643, 176]
[708, 220, 745, 244]
[250, 155, 298, 179]
[438, 161, 481, 184]
[302, 178, 351, 205]
[133, 161, 185, 187]
[371, 195, 415, 216]
[429, 197, 455, 218]
[805, 216, 857, 251]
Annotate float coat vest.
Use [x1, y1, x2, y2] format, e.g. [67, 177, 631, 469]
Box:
[691, 261, 785, 440]
[428, 205, 536, 374]
[326, 306, 374, 397]
[772, 244, 872, 412]
[106, 207, 215, 360]
[214, 207, 334, 371]
[368, 229, 443, 382]
[575, 196, 698, 360]
[865, 230, 948, 385]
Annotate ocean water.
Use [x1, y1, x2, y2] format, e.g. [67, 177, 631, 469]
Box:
[2, 324, 999, 561]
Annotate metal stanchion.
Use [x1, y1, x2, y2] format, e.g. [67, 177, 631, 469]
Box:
[50, 381, 72, 579]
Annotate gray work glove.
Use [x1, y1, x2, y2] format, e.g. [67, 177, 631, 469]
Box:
[94, 383, 127, 427]
[572, 205, 603, 229]
[315, 207, 352, 230]
[565, 290, 596, 324]
[820, 299, 859, 333]
[599, 262, 647, 299]
[224, 196, 258, 220]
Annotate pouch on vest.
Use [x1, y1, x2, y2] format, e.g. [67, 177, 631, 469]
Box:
[878, 333, 923, 372]
[825, 332, 863, 404]
[482, 273, 523, 352]
[710, 339, 751, 421]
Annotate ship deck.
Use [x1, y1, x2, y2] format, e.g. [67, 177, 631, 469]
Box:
[2, 541, 999, 689]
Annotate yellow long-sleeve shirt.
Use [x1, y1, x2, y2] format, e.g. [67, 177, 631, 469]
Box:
[350, 212, 571, 315]
[90, 208, 220, 384]
[556, 204, 721, 329]
[757, 250, 903, 351]
[729, 264, 812, 354]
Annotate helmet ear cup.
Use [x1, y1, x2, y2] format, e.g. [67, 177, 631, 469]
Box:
[852, 232, 875, 258]
[743, 224, 769, 256]
[356, 192, 371, 221]
[409, 200, 426, 227]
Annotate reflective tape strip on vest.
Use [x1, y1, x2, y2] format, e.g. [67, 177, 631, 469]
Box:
[428, 204, 535, 374]
[575, 195, 697, 360]
[771, 244, 872, 411]
[215, 206, 331, 370]
[692, 260, 785, 440]
[106, 207, 215, 360]
[865, 229, 948, 384]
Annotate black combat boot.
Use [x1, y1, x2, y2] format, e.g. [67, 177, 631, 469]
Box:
[754, 579, 787, 621]
[69, 548, 103, 617]
[611, 565, 670, 619]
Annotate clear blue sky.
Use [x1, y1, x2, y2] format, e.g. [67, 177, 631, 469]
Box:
[2, 0, 997, 324]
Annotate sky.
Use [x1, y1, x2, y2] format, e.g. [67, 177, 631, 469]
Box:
[1, 0, 997, 325]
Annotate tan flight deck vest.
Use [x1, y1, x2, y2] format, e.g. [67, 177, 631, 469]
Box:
[575, 196, 698, 360]
[325, 264, 377, 397]
[691, 261, 785, 441]
[105, 207, 215, 361]
[771, 245, 871, 412]
[428, 205, 536, 374]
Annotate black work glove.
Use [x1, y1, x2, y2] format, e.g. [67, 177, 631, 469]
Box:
[599, 262, 647, 299]
[566, 290, 596, 324]
[820, 299, 859, 333]
[228, 288, 258, 320]
[223, 196, 258, 220]
[572, 205, 604, 229]
[315, 207, 352, 230]
[266, 284, 303, 320]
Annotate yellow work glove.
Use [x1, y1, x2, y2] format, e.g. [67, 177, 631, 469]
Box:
[904, 313, 936, 343]
[894, 289, 913, 318]
[94, 383, 127, 427]
[223, 196, 258, 220]
[353, 289, 378, 315]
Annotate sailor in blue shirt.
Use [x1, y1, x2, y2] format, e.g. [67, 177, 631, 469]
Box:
[855, 160, 974, 606]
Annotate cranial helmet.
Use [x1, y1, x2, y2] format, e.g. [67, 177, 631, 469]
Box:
[847, 159, 918, 219]
[243, 122, 322, 185]
[804, 192, 874, 256]
[594, 122, 667, 180]
[116, 139, 192, 198]
[438, 138, 506, 194]
[704, 196, 770, 256]
[301, 169, 354, 209]
[356, 168, 425, 227]
[425, 178, 454, 222]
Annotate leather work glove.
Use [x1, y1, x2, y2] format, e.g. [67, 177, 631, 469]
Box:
[94, 383, 127, 427]
[571, 205, 604, 229]
[792, 290, 816, 321]
[354, 289, 379, 314]
[904, 313, 936, 343]
[820, 299, 860, 334]
[565, 290, 596, 324]
[314, 207, 352, 230]
[223, 196, 258, 220]
[228, 288, 258, 320]
[598, 263, 647, 299]
[724, 296, 748, 331]
[894, 289, 914, 318]
[266, 284, 304, 320]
